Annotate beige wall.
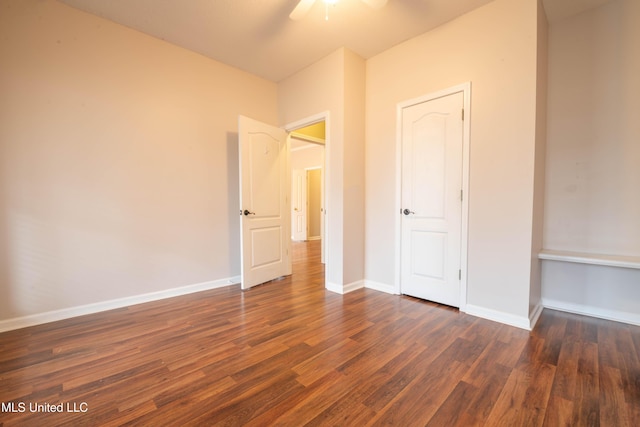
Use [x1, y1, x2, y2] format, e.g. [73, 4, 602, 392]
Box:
[544, 0, 640, 255]
[291, 145, 323, 171]
[365, 0, 542, 323]
[541, 0, 640, 323]
[342, 50, 366, 286]
[279, 48, 366, 289]
[0, 0, 278, 321]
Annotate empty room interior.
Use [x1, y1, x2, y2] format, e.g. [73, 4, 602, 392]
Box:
[1, 0, 638, 425]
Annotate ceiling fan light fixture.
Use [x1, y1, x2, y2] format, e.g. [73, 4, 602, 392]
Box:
[323, 0, 338, 21]
[289, 0, 387, 21]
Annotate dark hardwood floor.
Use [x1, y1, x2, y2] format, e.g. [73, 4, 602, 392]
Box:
[1, 240, 638, 426]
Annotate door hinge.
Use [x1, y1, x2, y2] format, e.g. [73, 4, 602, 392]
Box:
[462, 108, 464, 121]
[460, 189, 463, 201]
[459, 269, 461, 280]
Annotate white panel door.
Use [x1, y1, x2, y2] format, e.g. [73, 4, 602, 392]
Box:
[239, 116, 291, 289]
[400, 92, 464, 307]
[291, 169, 307, 241]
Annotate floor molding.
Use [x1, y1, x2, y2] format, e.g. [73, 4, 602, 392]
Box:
[364, 280, 396, 295]
[543, 298, 640, 326]
[0, 276, 240, 333]
[529, 301, 544, 329]
[464, 304, 532, 330]
[326, 280, 364, 294]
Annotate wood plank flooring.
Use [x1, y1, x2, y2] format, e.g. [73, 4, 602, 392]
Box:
[1, 240, 639, 426]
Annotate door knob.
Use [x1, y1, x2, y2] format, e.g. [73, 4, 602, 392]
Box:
[243, 209, 256, 216]
[403, 209, 415, 215]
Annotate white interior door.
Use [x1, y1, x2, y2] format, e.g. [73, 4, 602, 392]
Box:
[400, 92, 464, 307]
[291, 169, 307, 241]
[239, 116, 291, 289]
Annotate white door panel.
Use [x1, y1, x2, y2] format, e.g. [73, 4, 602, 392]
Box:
[239, 116, 291, 289]
[401, 92, 463, 307]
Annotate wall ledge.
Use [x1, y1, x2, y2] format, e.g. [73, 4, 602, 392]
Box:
[538, 249, 640, 270]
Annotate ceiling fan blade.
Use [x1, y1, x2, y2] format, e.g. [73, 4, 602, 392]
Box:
[290, 0, 316, 20]
[361, 0, 388, 9]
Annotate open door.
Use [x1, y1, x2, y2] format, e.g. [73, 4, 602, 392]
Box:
[239, 116, 291, 289]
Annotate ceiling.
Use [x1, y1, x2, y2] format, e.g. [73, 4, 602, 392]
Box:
[58, 0, 615, 83]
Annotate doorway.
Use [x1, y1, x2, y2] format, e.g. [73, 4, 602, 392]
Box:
[396, 83, 470, 309]
[289, 120, 326, 265]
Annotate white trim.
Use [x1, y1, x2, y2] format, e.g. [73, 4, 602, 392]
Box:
[290, 133, 325, 145]
[543, 298, 640, 326]
[325, 281, 342, 294]
[284, 111, 331, 289]
[538, 249, 640, 270]
[364, 280, 396, 294]
[343, 280, 365, 293]
[0, 277, 240, 333]
[529, 301, 544, 329]
[325, 280, 364, 295]
[465, 304, 532, 330]
[394, 82, 471, 311]
[284, 113, 327, 132]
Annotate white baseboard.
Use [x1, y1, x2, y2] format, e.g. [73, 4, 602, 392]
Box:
[343, 280, 364, 293]
[0, 276, 240, 333]
[529, 301, 544, 329]
[325, 280, 364, 294]
[464, 304, 532, 330]
[542, 298, 640, 326]
[325, 281, 343, 294]
[364, 280, 396, 295]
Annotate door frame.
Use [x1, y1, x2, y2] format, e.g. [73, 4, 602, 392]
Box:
[285, 111, 330, 272]
[394, 83, 471, 311]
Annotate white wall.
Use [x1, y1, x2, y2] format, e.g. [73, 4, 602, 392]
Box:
[279, 48, 366, 291]
[0, 0, 278, 322]
[365, 0, 543, 326]
[291, 145, 324, 170]
[544, 0, 640, 255]
[542, 0, 640, 324]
